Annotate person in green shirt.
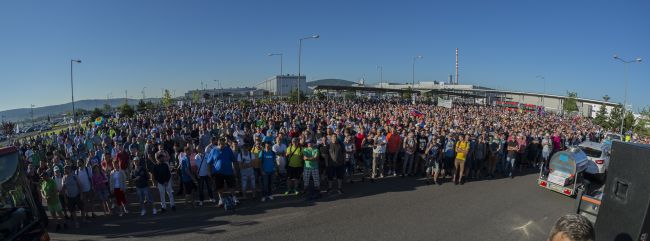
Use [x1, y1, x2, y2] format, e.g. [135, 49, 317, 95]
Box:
[302, 141, 320, 195]
[284, 138, 303, 195]
[41, 173, 66, 231]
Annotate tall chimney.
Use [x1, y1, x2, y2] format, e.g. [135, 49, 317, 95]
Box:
[455, 48, 459, 85]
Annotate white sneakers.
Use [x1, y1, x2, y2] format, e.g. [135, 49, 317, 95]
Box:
[140, 209, 146, 216]
[268, 195, 274, 201]
[198, 201, 203, 207]
[261, 197, 267, 202]
[152, 208, 158, 215]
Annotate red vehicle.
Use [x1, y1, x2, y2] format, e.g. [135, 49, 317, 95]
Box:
[0, 147, 50, 241]
[521, 103, 544, 113]
[495, 101, 520, 111]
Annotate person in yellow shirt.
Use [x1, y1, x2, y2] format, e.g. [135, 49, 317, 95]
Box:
[284, 138, 303, 195]
[453, 135, 470, 185]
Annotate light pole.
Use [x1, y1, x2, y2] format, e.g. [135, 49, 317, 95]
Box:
[412, 55, 423, 87]
[536, 75, 546, 107]
[377, 65, 383, 87]
[70, 59, 81, 124]
[298, 34, 319, 104]
[214, 80, 223, 101]
[141, 87, 147, 100]
[30, 104, 35, 126]
[613, 54, 642, 135]
[267, 53, 283, 76]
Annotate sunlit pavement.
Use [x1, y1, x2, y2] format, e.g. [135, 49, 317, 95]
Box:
[50, 172, 572, 241]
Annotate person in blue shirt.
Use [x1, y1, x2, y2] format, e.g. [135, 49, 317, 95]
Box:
[179, 146, 196, 208]
[258, 141, 276, 202]
[207, 137, 238, 207]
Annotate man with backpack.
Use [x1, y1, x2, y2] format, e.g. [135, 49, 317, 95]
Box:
[207, 137, 238, 207]
[284, 138, 303, 195]
[62, 165, 84, 228]
[75, 158, 95, 219]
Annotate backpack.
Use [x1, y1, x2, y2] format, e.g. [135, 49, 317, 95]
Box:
[222, 195, 236, 212]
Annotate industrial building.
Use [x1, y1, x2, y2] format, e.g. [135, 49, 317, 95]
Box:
[255, 75, 307, 96]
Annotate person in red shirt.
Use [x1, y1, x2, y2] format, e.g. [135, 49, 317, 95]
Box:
[386, 127, 401, 176]
[115, 145, 130, 172]
[355, 130, 365, 170]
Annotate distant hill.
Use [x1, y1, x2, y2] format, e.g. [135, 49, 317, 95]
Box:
[0, 98, 159, 122]
[307, 79, 356, 87]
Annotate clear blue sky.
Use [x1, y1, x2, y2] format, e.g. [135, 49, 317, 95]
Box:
[1, 0, 649, 112]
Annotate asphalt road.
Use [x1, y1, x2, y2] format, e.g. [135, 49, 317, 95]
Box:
[49, 172, 574, 241]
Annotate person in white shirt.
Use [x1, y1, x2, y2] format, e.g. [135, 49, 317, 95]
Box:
[75, 159, 95, 219]
[372, 130, 387, 179]
[196, 144, 215, 206]
[272, 136, 288, 175]
[238, 144, 256, 199]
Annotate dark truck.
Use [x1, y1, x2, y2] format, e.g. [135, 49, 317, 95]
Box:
[0, 147, 49, 241]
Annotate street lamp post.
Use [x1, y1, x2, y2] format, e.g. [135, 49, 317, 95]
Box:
[70, 59, 81, 124]
[377, 65, 383, 87]
[613, 55, 642, 135]
[412, 55, 423, 87]
[536, 75, 546, 107]
[267, 53, 283, 76]
[214, 80, 223, 102]
[298, 34, 319, 104]
[30, 104, 35, 126]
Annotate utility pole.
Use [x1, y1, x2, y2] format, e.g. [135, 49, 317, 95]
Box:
[30, 104, 35, 126]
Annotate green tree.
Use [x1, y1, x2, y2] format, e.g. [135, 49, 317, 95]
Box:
[344, 91, 356, 100]
[191, 91, 201, 104]
[162, 89, 173, 107]
[145, 101, 156, 110]
[103, 104, 112, 113]
[593, 104, 609, 129]
[1, 121, 15, 136]
[402, 86, 413, 100]
[315, 91, 326, 101]
[90, 108, 104, 120]
[608, 105, 623, 132]
[119, 103, 135, 118]
[136, 99, 148, 112]
[563, 91, 579, 113]
[288, 90, 305, 103]
[624, 110, 635, 133]
[634, 107, 650, 136]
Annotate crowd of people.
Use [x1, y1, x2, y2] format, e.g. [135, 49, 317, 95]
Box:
[13, 99, 626, 231]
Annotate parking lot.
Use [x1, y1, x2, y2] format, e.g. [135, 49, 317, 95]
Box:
[50, 172, 574, 241]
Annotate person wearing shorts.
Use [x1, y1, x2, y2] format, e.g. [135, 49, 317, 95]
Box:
[91, 165, 110, 216]
[425, 138, 442, 185]
[327, 135, 346, 194]
[453, 135, 469, 185]
[207, 137, 239, 206]
[61, 166, 84, 228]
[40, 173, 66, 230]
[284, 138, 303, 195]
[302, 141, 321, 195]
[110, 160, 128, 216]
[132, 158, 156, 216]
